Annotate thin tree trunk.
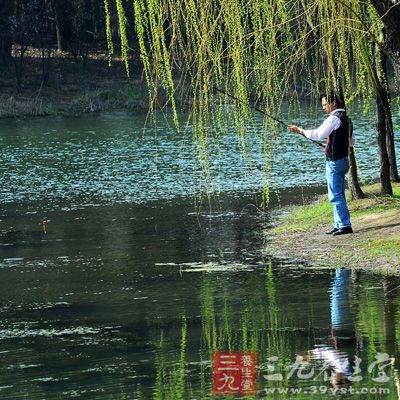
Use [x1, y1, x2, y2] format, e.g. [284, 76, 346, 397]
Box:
[12, 44, 27, 93]
[348, 148, 365, 200]
[41, 45, 51, 86]
[54, 6, 65, 51]
[0, 37, 12, 66]
[0, 0, 14, 66]
[376, 83, 393, 195]
[52, 0, 71, 51]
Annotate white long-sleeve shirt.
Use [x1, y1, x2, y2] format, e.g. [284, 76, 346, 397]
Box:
[304, 108, 356, 146]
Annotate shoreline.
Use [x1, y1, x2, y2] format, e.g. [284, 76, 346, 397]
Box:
[266, 182, 400, 275]
[0, 80, 152, 119]
[0, 49, 162, 119]
[5, 48, 399, 120]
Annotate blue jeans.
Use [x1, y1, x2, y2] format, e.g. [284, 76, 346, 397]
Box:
[326, 158, 351, 228]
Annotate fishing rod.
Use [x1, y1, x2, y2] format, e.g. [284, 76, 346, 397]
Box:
[213, 86, 324, 148]
[212, 86, 285, 126]
[127, 46, 324, 148]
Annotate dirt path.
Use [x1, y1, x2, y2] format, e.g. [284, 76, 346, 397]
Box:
[268, 208, 400, 274]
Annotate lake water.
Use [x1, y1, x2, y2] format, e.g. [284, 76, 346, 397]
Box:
[0, 107, 400, 399]
[0, 104, 398, 206]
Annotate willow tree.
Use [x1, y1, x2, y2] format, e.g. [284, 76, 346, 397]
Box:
[104, 0, 398, 198]
[371, 0, 400, 185]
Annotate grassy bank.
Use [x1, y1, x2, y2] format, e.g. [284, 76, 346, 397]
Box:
[268, 182, 400, 274]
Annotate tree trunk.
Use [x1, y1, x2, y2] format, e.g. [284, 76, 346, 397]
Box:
[0, 37, 12, 66]
[385, 104, 400, 183]
[0, 0, 14, 66]
[41, 46, 52, 86]
[370, 0, 400, 79]
[376, 83, 393, 195]
[52, 0, 71, 51]
[12, 44, 27, 93]
[376, 50, 400, 183]
[348, 148, 365, 200]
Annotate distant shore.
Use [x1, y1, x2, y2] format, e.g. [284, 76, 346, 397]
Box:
[0, 48, 158, 118]
[266, 182, 400, 275]
[7, 47, 396, 120]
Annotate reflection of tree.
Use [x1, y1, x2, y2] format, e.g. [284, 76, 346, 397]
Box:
[265, 262, 289, 360]
[149, 265, 400, 398]
[153, 317, 187, 400]
[383, 277, 400, 396]
[355, 272, 387, 362]
[340, 270, 400, 397]
[383, 277, 400, 356]
[199, 261, 292, 394]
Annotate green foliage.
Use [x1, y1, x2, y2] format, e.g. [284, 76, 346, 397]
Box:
[115, 0, 130, 76]
[109, 0, 385, 199]
[104, 0, 114, 65]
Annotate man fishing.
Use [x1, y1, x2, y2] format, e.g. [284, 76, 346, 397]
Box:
[287, 92, 354, 236]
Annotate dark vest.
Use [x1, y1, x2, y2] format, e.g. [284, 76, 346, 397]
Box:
[325, 110, 352, 161]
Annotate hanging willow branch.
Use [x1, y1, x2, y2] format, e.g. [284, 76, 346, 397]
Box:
[105, 0, 384, 199]
[104, 0, 114, 65]
[114, 0, 130, 76]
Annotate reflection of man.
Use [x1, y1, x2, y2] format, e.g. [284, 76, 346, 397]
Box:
[288, 92, 354, 236]
[310, 345, 351, 386]
[309, 269, 355, 386]
[330, 269, 353, 334]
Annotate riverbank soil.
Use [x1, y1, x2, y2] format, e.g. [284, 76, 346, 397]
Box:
[267, 183, 400, 274]
[0, 48, 152, 117]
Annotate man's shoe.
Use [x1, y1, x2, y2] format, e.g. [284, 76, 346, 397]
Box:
[332, 226, 353, 236]
[325, 227, 339, 235]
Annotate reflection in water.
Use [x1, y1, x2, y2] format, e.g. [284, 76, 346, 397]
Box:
[331, 268, 354, 335]
[1, 183, 400, 397]
[309, 269, 356, 386]
[152, 317, 187, 400]
[0, 106, 399, 400]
